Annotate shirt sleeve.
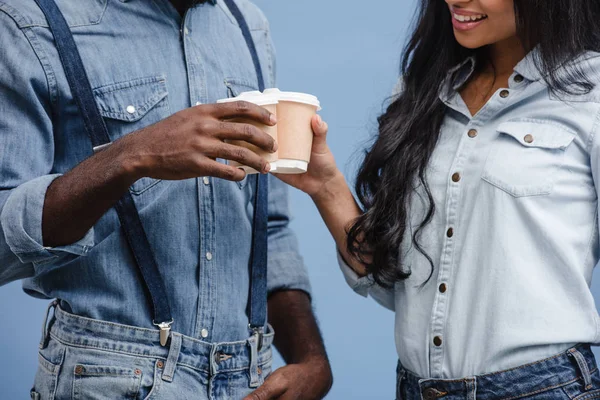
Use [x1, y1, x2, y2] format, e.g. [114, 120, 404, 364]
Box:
[266, 175, 311, 297]
[0, 11, 94, 286]
[337, 251, 395, 311]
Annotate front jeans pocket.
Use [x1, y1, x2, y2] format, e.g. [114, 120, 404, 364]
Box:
[72, 364, 142, 400]
[32, 339, 66, 400]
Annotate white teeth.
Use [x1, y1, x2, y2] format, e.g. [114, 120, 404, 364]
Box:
[453, 13, 487, 22]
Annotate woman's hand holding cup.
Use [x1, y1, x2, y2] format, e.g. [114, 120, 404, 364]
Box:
[274, 115, 344, 201]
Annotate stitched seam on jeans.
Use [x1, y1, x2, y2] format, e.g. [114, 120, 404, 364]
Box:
[499, 367, 598, 400]
[483, 350, 585, 377]
[573, 389, 600, 400]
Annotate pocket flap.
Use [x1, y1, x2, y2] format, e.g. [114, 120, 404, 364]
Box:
[224, 78, 259, 98]
[93, 76, 168, 122]
[496, 120, 576, 150]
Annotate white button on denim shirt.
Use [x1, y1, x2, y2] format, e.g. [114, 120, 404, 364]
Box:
[340, 51, 600, 379]
[0, 0, 310, 345]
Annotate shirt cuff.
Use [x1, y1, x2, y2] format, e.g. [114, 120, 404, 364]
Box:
[267, 252, 312, 298]
[1, 174, 95, 265]
[337, 249, 374, 297]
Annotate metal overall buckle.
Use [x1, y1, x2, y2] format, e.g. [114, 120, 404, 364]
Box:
[153, 319, 174, 346]
[251, 326, 264, 351]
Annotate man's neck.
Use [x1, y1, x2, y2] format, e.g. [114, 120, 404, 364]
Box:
[169, 0, 203, 17]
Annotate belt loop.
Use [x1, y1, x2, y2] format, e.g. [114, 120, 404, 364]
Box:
[396, 366, 406, 400]
[466, 377, 477, 400]
[39, 300, 58, 350]
[247, 332, 260, 388]
[161, 332, 182, 382]
[569, 347, 593, 391]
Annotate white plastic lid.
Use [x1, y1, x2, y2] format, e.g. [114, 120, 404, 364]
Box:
[271, 159, 308, 174]
[217, 90, 279, 106]
[264, 88, 321, 110]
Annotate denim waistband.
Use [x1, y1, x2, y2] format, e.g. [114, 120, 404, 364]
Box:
[399, 344, 597, 400]
[47, 304, 274, 375]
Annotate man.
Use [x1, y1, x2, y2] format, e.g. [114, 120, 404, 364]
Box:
[0, 0, 332, 398]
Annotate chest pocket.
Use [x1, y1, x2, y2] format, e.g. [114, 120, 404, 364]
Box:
[482, 120, 576, 197]
[93, 76, 170, 195]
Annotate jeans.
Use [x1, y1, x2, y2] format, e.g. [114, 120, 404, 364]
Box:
[397, 344, 600, 400]
[31, 302, 274, 400]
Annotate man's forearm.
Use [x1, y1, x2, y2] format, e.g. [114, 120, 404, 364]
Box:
[268, 289, 331, 366]
[42, 139, 138, 247]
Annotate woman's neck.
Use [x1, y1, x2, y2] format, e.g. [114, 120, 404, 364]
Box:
[486, 36, 527, 77]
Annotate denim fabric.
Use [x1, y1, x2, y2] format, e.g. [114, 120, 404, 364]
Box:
[31, 304, 273, 400]
[0, 0, 310, 345]
[339, 50, 600, 378]
[397, 345, 600, 400]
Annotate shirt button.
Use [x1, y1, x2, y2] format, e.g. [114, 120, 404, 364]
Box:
[499, 89, 510, 98]
[201, 329, 209, 338]
[514, 74, 524, 83]
[524, 134, 534, 144]
[451, 173, 461, 183]
[203, 177, 210, 185]
[206, 252, 213, 261]
[439, 283, 447, 293]
[446, 228, 454, 238]
[433, 336, 443, 346]
[195, 101, 202, 106]
[184, 27, 190, 35]
[126, 105, 136, 114]
[467, 129, 478, 138]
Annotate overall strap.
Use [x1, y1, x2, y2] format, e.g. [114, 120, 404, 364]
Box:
[33, 0, 174, 345]
[222, 0, 269, 335]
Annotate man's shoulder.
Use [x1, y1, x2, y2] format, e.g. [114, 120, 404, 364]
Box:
[0, 0, 106, 29]
[219, 0, 270, 31]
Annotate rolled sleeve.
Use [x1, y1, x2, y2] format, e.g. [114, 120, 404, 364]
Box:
[266, 176, 311, 297]
[1, 175, 95, 266]
[337, 250, 374, 297]
[337, 250, 396, 311]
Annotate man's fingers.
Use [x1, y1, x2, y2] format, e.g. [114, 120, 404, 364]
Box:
[200, 159, 247, 182]
[213, 121, 277, 153]
[243, 372, 288, 400]
[210, 101, 277, 126]
[205, 142, 271, 174]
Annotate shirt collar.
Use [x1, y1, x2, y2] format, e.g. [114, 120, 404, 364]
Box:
[513, 47, 542, 82]
[441, 47, 543, 96]
[439, 56, 476, 103]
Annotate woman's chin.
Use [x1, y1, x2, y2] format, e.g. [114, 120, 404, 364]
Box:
[454, 34, 488, 50]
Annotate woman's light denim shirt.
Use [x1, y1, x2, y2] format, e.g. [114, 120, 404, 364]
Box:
[0, 0, 310, 343]
[340, 51, 600, 378]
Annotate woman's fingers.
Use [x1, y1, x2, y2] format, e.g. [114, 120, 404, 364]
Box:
[311, 114, 330, 154]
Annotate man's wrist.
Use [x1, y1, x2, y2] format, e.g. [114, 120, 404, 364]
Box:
[105, 134, 147, 185]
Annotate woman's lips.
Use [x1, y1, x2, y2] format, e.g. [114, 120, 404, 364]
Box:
[451, 12, 488, 32]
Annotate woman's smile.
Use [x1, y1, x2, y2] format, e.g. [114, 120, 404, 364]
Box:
[451, 7, 488, 31]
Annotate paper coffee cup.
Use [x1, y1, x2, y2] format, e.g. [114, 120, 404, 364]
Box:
[264, 89, 321, 174]
[217, 91, 279, 174]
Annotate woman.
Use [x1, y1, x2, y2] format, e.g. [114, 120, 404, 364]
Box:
[278, 0, 600, 398]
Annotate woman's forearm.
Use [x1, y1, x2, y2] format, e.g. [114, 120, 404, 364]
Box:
[310, 173, 368, 277]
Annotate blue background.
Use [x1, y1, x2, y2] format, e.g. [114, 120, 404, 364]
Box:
[3, 1, 600, 399]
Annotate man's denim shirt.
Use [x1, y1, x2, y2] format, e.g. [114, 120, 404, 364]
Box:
[0, 0, 311, 342]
